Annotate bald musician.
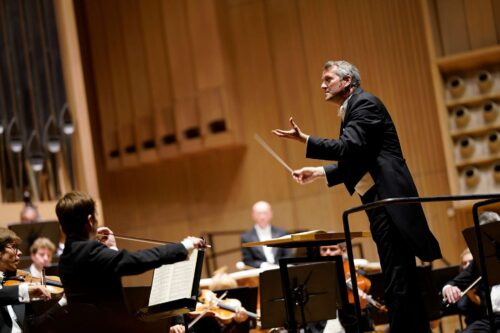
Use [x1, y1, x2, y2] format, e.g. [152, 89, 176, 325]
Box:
[240, 201, 293, 268]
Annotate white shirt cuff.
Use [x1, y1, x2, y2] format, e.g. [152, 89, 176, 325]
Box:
[58, 295, 68, 307]
[18, 283, 30, 303]
[181, 238, 194, 251]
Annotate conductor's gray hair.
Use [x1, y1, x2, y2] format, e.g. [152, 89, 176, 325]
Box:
[479, 211, 500, 225]
[324, 60, 361, 88]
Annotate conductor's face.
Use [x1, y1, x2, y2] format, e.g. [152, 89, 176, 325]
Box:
[321, 66, 349, 104]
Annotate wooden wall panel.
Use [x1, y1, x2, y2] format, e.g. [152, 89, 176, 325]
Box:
[83, 0, 120, 169]
[435, 0, 470, 55]
[263, 0, 319, 201]
[161, 0, 202, 153]
[119, 0, 158, 163]
[101, 0, 138, 167]
[137, 0, 178, 158]
[494, 0, 500, 43]
[77, 0, 470, 281]
[186, 0, 239, 148]
[463, 0, 497, 49]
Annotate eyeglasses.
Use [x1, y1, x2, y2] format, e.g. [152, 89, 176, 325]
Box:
[4, 244, 20, 254]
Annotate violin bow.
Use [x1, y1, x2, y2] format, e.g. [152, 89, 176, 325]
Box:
[188, 291, 228, 329]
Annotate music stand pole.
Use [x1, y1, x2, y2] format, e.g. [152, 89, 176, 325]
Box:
[279, 258, 299, 333]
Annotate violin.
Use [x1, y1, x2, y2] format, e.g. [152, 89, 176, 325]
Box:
[343, 261, 387, 312]
[3, 269, 64, 299]
[188, 289, 259, 326]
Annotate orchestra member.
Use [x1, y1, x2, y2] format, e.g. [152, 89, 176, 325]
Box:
[28, 237, 56, 278]
[307, 243, 374, 333]
[0, 227, 65, 332]
[272, 60, 441, 333]
[240, 201, 293, 268]
[55, 191, 206, 332]
[442, 212, 500, 332]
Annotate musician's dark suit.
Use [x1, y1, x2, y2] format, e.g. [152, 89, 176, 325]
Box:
[58, 237, 188, 332]
[240, 226, 293, 268]
[0, 285, 25, 333]
[306, 87, 442, 332]
[0, 284, 64, 333]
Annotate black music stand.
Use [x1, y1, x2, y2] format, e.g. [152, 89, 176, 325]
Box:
[463, 221, 500, 286]
[8, 220, 61, 255]
[463, 216, 500, 330]
[260, 256, 348, 332]
[137, 249, 205, 322]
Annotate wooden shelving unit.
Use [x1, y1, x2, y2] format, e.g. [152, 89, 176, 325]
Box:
[421, 0, 500, 209]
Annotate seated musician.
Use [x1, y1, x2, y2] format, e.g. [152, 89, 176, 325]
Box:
[27, 237, 56, 278]
[170, 270, 251, 333]
[54, 191, 207, 333]
[442, 211, 500, 333]
[0, 227, 66, 332]
[240, 201, 294, 268]
[307, 243, 375, 333]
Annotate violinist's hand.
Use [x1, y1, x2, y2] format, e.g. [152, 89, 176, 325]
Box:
[292, 167, 325, 184]
[358, 290, 369, 310]
[169, 324, 185, 333]
[182, 237, 209, 250]
[28, 285, 51, 301]
[234, 307, 249, 323]
[97, 227, 117, 250]
[272, 117, 309, 143]
[442, 284, 461, 304]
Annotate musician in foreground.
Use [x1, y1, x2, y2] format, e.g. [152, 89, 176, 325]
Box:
[442, 211, 500, 332]
[0, 227, 65, 332]
[273, 60, 442, 332]
[55, 191, 206, 332]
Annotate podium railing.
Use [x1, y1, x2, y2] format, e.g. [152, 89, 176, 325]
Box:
[341, 193, 500, 333]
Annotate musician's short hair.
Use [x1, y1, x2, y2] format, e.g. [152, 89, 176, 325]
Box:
[0, 228, 21, 252]
[479, 211, 500, 225]
[30, 237, 56, 255]
[56, 191, 96, 235]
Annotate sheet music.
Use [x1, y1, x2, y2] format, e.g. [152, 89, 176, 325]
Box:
[148, 249, 199, 306]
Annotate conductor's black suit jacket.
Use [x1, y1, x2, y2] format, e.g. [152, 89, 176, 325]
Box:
[307, 88, 441, 262]
[240, 226, 293, 268]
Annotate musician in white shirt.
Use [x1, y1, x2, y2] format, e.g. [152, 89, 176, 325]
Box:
[27, 238, 56, 278]
[240, 201, 293, 268]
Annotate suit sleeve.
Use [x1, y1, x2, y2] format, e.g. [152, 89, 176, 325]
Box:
[446, 261, 478, 290]
[0, 285, 21, 306]
[240, 234, 264, 268]
[306, 98, 383, 161]
[25, 302, 67, 332]
[88, 242, 188, 276]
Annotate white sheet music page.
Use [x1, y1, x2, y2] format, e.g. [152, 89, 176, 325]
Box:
[148, 249, 198, 306]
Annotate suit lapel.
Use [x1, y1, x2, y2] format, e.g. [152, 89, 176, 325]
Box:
[342, 87, 363, 124]
[12, 304, 24, 328]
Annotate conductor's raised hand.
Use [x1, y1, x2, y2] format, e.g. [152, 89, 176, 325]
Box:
[96, 226, 117, 249]
[272, 117, 309, 143]
[292, 167, 326, 184]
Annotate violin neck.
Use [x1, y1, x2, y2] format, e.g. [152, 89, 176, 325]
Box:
[216, 302, 259, 319]
[345, 279, 386, 312]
